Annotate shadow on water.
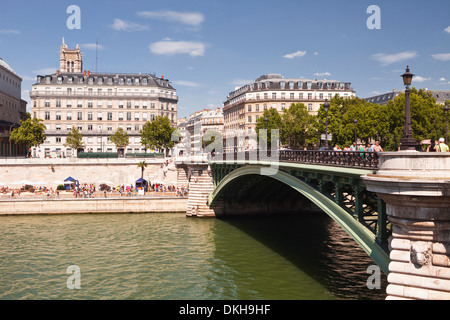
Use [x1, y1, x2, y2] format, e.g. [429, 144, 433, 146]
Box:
[217, 211, 388, 300]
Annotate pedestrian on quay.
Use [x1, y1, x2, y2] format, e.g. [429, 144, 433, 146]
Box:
[350, 142, 357, 151]
[438, 138, 449, 152]
[427, 138, 438, 152]
[373, 141, 383, 152]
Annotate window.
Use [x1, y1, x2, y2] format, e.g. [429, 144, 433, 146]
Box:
[107, 112, 112, 121]
[290, 93, 295, 99]
[45, 100, 50, 107]
[88, 101, 93, 108]
[56, 112, 61, 120]
[77, 112, 82, 120]
[308, 93, 313, 100]
[143, 101, 148, 109]
[56, 137, 61, 143]
[108, 78, 113, 85]
[107, 101, 112, 108]
[56, 125, 61, 131]
[77, 100, 82, 108]
[97, 101, 103, 108]
[67, 100, 72, 108]
[308, 104, 313, 111]
[134, 112, 139, 121]
[280, 81, 285, 89]
[66, 112, 72, 120]
[272, 93, 277, 99]
[248, 116, 252, 123]
[45, 112, 50, 120]
[126, 112, 131, 121]
[248, 105, 252, 112]
[135, 101, 139, 108]
[97, 112, 102, 121]
[88, 125, 93, 131]
[119, 101, 124, 108]
[118, 113, 124, 121]
[127, 101, 131, 109]
[88, 112, 93, 121]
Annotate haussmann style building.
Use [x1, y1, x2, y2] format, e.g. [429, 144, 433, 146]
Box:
[222, 74, 355, 150]
[0, 57, 28, 157]
[30, 38, 178, 158]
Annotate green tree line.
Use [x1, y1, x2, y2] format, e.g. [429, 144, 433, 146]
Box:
[256, 89, 448, 151]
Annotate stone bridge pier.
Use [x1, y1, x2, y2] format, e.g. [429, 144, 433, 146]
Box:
[363, 152, 450, 300]
[175, 158, 220, 217]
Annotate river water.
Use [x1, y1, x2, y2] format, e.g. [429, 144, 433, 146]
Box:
[0, 212, 387, 300]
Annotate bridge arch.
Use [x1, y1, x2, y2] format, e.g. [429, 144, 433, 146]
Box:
[209, 165, 390, 274]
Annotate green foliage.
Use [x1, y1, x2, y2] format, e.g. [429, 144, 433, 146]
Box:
[137, 161, 147, 179]
[281, 103, 318, 149]
[140, 116, 177, 151]
[255, 108, 282, 149]
[110, 127, 129, 148]
[10, 117, 46, 148]
[63, 127, 84, 151]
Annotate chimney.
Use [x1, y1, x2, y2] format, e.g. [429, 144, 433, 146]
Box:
[87, 70, 90, 76]
[56, 70, 59, 75]
[84, 70, 86, 77]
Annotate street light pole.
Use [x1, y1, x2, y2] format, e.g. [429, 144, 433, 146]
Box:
[444, 102, 449, 144]
[353, 117, 358, 144]
[323, 100, 330, 149]
[399, 66, 416, 151]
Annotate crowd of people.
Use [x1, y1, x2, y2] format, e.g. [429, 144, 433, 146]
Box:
[332, 141, 384, 152]
[426, 138, 450, 152]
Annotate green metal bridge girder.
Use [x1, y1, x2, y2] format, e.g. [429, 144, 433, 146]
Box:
[208, 163, 390, 275]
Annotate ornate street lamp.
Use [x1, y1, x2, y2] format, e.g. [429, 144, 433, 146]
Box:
[399, 66, 416, 150]
[353, 117, 358, 144]
[323, 99, 330, 149]
[444, 102, 449, 144]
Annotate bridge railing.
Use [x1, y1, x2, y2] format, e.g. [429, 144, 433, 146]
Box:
[209, 150, 379, 169]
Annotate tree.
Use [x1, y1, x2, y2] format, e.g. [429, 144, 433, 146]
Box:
[110, 127, 129, 149]
[137, 161, 147, 179]
[64, 127, 85, 155]
[281, 103, 318, 149]
[10, 116, 46, 154]
[140, 116, 177, 153]
[255, 108, 283, 149]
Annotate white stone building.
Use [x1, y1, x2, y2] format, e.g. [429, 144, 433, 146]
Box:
[30, 39, 178, 157]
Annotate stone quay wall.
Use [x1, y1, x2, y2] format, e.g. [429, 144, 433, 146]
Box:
[0, 196, 188, 215]
[0, 157, 178, 188]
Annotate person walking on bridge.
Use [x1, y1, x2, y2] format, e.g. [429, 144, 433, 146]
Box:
[438, 138, 449, 152]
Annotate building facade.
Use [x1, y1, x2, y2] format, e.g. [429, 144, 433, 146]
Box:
[178, 108, 224, 156]
[222, 74, 355, 150]
[30, 39, 178, 157]
[365, 89, 450, 105]
[0, 57, 28, 157]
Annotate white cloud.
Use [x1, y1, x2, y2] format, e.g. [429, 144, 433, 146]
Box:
[413, 76, 431, 83]
[110, 18, 149, 32]
[313, 72, 331, 77]
[445, 26, 450, 33]
[0, 29, 20, 34]
[371, 51, 418, 66]
[32, 68, 57, 75]
[283, 50, 307, 59]
[81, 43, 106, 50]
[432, 53, 450, 61]
[149, 40, 205, 57]
[314, 52, 319, 56]
[137, 10, 204, 27]
[173, 80, 201, 87]
[440, 77, 447, 81]
[229, 78, 253, 86]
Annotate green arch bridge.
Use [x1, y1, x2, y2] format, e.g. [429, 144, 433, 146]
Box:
[205, 150, 390, 274]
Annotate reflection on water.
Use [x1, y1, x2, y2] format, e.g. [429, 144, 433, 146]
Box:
[0, 212, 386, 300]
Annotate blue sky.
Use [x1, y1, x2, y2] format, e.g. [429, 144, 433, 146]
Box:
[0, 0, 449, 118]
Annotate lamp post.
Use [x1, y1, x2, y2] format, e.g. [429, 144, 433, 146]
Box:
[323, 99, 330, 149]
[444, 102, 449, 144]
[399, 66, 416, 151]
[353, 117, 358, 144]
